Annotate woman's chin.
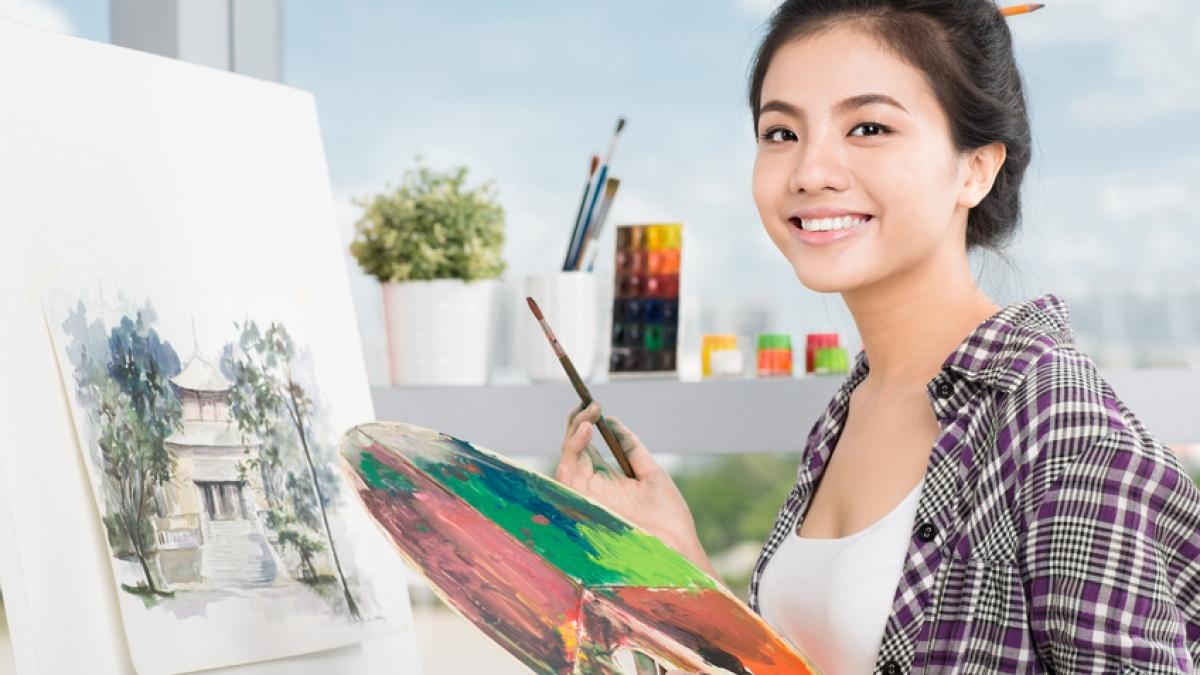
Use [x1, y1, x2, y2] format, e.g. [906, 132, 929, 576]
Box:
[791, 264, 859, 294]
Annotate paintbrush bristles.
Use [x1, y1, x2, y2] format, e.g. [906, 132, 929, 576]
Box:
[526, 296, 543, 320]
[604, 119, 626, 161]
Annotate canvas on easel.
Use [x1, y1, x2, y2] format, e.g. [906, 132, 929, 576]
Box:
[0, 19, 420, 675]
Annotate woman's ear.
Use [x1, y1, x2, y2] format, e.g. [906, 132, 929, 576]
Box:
[957, 142, 1007, 209]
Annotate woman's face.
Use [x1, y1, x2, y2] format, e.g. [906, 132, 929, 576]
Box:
[752, 23, 977, 293]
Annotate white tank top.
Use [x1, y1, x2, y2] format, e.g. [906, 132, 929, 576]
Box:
[757, 478, 924, 675]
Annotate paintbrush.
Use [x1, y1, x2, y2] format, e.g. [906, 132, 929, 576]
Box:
[563, 155, 600, 270]
[574, 176, 620, 272]
[567, 117, 626, 270]
[526, 296, 636, 479]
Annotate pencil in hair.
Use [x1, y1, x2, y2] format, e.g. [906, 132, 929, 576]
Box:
[1000, 3, 1045, 17]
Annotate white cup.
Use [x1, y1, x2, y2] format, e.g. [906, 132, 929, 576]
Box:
[523, 271, 597, 383]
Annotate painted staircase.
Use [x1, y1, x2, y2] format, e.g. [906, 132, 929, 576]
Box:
[201, 519, 279, 589]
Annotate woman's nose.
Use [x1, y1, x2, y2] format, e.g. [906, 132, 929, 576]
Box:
[787, 134, 851, 194]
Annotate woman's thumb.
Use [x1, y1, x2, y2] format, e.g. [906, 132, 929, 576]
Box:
[605, 415, 661, 477]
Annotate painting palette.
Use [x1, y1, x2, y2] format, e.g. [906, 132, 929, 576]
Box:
[340, 421, 819, 675]
[608, 223, 682, 378]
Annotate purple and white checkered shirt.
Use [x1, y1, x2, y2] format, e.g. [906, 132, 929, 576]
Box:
[748, 293, 1200, 673]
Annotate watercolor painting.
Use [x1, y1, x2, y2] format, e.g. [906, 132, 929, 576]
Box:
[44, 284, 406, 673]
[341, 421, 821, 675]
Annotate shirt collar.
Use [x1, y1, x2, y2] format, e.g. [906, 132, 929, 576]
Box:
[843, 292, 1077, 394]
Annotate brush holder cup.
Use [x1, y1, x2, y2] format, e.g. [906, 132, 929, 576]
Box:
[523, 271, 598, 383]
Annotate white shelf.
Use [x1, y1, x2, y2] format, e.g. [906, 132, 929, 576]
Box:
[371, 376, 843, 457]
[370, 368, 1200, 456]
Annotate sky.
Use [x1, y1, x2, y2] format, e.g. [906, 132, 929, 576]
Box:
[6, 0, 1200, 370]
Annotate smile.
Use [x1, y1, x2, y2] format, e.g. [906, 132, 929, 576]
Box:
[787, 215, 874, 245]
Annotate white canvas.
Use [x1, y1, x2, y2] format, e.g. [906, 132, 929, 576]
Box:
[0, 20, 420, 675]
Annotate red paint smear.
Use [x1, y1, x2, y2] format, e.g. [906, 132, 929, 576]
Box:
[532, 514, 551, 526]
[579, 587, 818, 674]
[358, 447, 580, 674]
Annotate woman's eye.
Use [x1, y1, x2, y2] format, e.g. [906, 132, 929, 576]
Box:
[758, 127, 795, 144]
[849, 122, 892, 137]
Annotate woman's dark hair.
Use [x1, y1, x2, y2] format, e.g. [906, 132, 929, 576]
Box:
[747, 0, 1031, 256]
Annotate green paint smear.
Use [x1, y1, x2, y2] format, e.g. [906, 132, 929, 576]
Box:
[575, 521, 714, 589]
[355, 429, 705, 588]
[358, 450, 416, 493]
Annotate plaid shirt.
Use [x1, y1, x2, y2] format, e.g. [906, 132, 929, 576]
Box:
[748, 293, 1200, 673]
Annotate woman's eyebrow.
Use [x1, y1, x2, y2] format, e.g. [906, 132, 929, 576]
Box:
[759, 93, 909, 119]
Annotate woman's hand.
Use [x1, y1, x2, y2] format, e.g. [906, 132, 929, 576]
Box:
[557, 402, 721, 582]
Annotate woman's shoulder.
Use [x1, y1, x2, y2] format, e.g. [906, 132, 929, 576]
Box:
[980, 294, 1136, 453]
[996, 339, 1193, 519]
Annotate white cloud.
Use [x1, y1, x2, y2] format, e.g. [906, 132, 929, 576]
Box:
[1014, 155, 1200, 292]
[1011, 0, 1200, 124]
[0, 0, 74, 35]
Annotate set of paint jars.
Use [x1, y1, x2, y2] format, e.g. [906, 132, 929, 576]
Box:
[805, 332, 849, 375]
[756, 333, 793, 377]
[701, 331, 849, 378]
[701, 334, 742, 378]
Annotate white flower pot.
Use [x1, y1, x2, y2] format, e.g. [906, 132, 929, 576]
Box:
[381, 279, 497, 386]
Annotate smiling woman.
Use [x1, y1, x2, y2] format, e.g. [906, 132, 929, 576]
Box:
[557, 1, 1200, 674]
[739, 2, 1200, 674]
[749, 4, 1024, 296]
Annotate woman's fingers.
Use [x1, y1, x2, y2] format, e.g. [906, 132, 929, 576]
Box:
[556, 415, 596, 487]
[564, 400, 587, 433]
[568, 400, 600, 430]
[563, 401, 601, 445]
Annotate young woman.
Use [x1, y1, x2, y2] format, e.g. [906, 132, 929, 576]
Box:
[556, 1, 1200, 672]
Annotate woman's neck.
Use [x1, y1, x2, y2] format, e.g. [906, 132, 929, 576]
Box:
[842, 258, 1000, 391]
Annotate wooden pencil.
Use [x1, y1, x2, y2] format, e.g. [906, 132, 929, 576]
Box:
[1000, 3, 1045, 17]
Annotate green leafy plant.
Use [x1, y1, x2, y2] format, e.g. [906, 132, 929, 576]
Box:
[350, 156, 507, 282]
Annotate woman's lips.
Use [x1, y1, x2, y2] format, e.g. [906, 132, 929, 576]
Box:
[787, 216, 874, 245]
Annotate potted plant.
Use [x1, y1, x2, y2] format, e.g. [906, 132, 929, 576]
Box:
[350, 156, 506, 385]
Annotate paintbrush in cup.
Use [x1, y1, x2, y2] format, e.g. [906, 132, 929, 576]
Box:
[526, 296, 636, 479]
[575, 176, 621, 272]
[567, 117, 626, 270]
[563, 155, 600, 270]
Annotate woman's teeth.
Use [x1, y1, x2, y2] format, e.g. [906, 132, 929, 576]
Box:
[794, 215, 871, 232]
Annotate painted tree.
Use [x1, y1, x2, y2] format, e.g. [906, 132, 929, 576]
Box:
[224, 320, 360, 618]
[66, 305, 183, 596]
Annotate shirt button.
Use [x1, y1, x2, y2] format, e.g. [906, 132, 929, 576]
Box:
[917, 522, 938, 543]
[935, 381, 954, 399]
[883, 660, 903, 675]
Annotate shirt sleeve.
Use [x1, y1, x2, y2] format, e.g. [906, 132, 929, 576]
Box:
[1018, 428, 1200, 673]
